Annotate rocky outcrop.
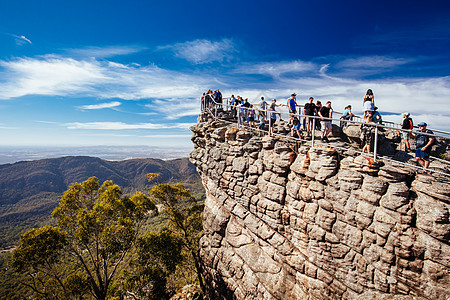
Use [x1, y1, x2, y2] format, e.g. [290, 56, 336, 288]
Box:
[190, 114, 450, 300]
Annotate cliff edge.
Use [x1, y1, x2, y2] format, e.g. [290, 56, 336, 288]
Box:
[189, 114, 449, 300]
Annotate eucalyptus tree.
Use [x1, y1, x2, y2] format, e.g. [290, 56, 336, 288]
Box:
[12, 177, 156, 300]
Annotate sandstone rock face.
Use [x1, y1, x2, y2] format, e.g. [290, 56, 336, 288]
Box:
[190, 115, 450, 300]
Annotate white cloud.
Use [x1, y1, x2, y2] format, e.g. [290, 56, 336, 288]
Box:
[159, 38, 237, 64]
[336, 56, 413, 69]
[36, 121, 59, 124]
[67, 46, 146, 58]
[0, 47, 449, 132]
[10, 34, 32, 45]
[0, 56, 107, 99]
[0, 55, 209, 100]
[234, 60, 316, 78]
[0, 123, 16, 129]
[65, 121, 195, 130]
[146, 99, 200, 120]
[77, 101, 122, 110]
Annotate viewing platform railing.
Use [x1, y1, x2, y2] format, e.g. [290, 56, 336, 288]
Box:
[200, 96, 450, 178]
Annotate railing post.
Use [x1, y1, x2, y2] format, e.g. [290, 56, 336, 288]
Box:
[374, 126, 378, 162]
[237, 108, 241, 127]
[311, 118, 316, 147]
[269, 113, 272, 137]
[214, 105, 217, 118]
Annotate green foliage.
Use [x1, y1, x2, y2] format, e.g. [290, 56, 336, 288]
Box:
[11, 225, 67, 271]
[7, 173, 205, 299]
[148, 180, 205, 294]
[0, 156, 203, 249]
[121, 229, 184, 299]
[11, 177, 158, 300]
[137, 229, 184, 274]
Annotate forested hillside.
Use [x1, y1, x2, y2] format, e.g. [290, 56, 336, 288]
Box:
[0, 156, 202, 248]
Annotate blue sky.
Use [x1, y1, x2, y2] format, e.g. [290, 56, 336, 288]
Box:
[0, 0, 449, 149]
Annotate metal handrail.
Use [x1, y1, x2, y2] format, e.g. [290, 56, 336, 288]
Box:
[200, 97, 450, 177]
[210, 99, 449, 140]
[220, 96, 450, 135]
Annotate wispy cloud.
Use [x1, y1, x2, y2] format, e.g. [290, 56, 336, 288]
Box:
[336, 56, 413, 69]
[65, 121, 195, 130]
[0, 123, 16, 129]
[146, 99, 200, 120]
[67, 45, 146, 58]
[77, 101, 122, 110]
[0, 56, 107, 99]
[234, 60, 317, 78]
[0, 43, 449, 131]
[159, 38, 237, 64]
[36, 121, 59, 124]
[10, 34, 32, 45]
[0, 55, 209, 100]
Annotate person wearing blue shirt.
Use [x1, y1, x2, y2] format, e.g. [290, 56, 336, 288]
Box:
[287, 93, 298, 125]
[372, 107, 382, 124]
[340, 105, 355, 127]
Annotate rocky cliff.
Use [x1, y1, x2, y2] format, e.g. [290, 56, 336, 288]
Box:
[189, 114, 449, 300]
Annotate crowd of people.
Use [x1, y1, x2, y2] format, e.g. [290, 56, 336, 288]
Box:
[201, 89, 437, 173]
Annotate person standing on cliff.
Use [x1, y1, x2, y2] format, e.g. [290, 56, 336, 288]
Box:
[361, 111, 374, 154]
[268, 99, 281, 135]
[287, 93, 298, 125]
[318, 101, 333, 142]
[303, 97, 316, 135]
[259, 96, 268, 121]
[363, 89, 375, 119]
[399, 112, 413, 152]
[412, 122, 435, 173]
[213, 89, 221, 108]
[229, 94, 237, 117]
[242, 98, 251, 123]
[315, 100, 322, 131]
[248, 104, 256, 128]
[201, 92, 206, 111]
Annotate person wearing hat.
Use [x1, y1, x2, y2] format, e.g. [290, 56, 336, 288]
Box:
[372, 106, 382, 124]
[412, 122, 435, 173]
[400, 112, 413, 152]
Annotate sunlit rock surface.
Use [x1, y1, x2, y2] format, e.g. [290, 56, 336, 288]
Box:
[190, 113, 449, 300]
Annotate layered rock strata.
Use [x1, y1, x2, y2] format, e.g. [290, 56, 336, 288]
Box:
[190, 115, 450, 300]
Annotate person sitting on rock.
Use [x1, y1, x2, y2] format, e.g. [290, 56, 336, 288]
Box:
[372, 106, 382, 124]
[340, 105, 355, 127]
[411, 122, 435, 173]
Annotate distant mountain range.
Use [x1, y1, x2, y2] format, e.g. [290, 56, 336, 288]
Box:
[0, 156, 201, 248]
